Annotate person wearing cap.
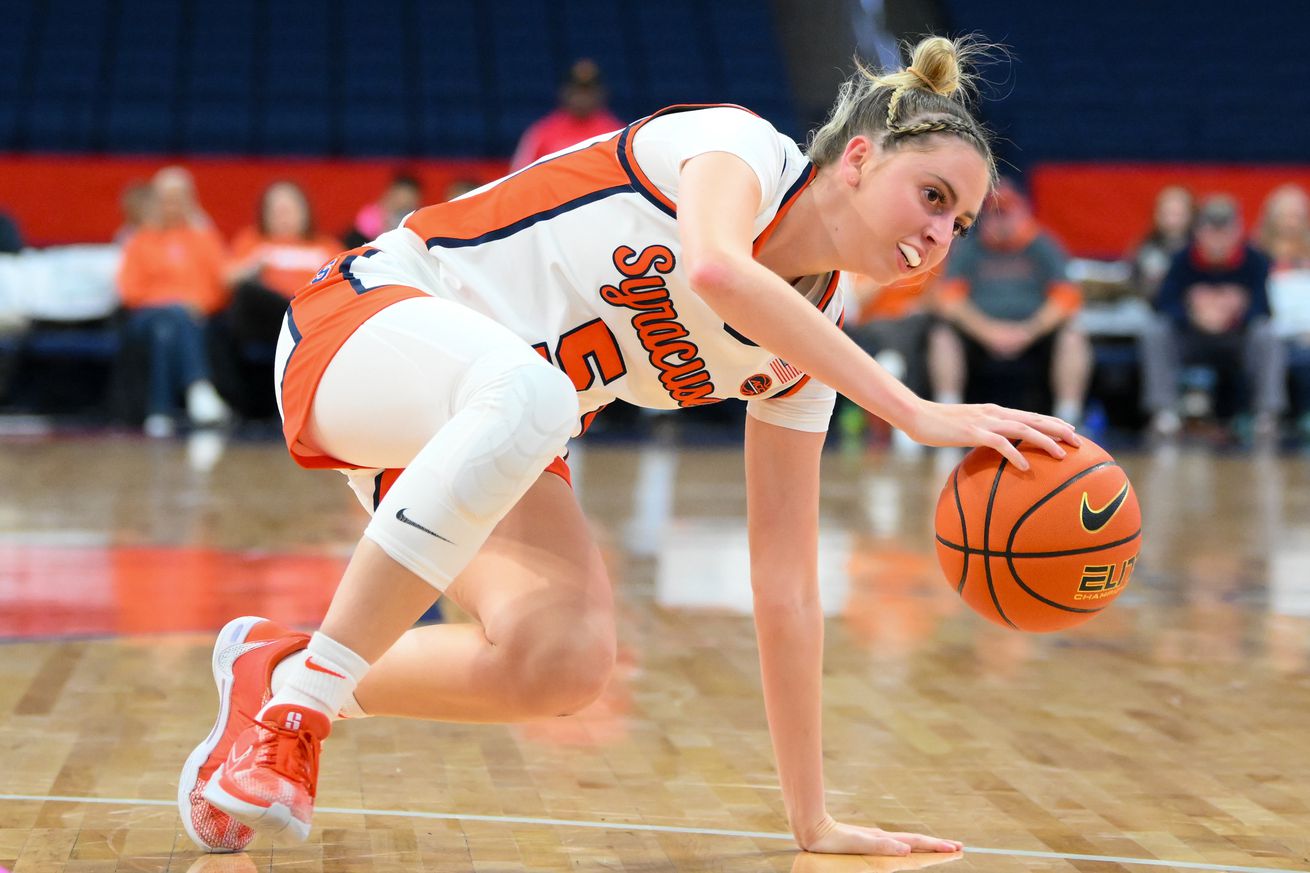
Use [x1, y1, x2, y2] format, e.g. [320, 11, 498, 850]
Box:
[510, 58, 624, 171]
[927, 178, 1091, 425]
[1140, 193, 1286, 438]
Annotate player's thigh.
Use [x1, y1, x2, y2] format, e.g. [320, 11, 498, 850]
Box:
[307, 295, 552, 470]
[444, 470, 614, 648]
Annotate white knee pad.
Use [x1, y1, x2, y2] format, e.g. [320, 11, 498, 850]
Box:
[363, 360, 578, 588]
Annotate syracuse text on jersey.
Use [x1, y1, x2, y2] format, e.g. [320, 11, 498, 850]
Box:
[599, 243, 719, 407]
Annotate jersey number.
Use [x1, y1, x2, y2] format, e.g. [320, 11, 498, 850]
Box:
[534, 318, 627, 391]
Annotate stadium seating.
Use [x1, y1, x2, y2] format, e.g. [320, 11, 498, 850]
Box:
[3, 0, 799, 158]
[941, 0, 1310, 164]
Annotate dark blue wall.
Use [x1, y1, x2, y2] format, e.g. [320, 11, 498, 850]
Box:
[941, 1, 1310, 168]
[1, 0, 799, 157]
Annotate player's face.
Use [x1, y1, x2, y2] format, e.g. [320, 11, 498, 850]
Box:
[842, 136, 988, 283]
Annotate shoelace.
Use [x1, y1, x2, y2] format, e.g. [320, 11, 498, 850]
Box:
[251, 716, 322, 798]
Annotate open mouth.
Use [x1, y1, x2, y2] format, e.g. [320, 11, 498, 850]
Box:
[897, 242, 922, 269]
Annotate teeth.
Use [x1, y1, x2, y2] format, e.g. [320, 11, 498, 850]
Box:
[898, 243, 921, 268]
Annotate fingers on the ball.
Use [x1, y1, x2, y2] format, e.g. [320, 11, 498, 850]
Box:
[996, 421, 1063, 458]
[1034, 413, 1082, 446]
[987, 432, 1028, 469]
[1028, 429, 1066, 458]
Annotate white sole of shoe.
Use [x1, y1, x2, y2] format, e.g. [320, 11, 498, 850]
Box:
[202, 763, 311, 844]
[177, 615, 265, 853]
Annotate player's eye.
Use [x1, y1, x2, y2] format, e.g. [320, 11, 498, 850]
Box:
[954, 221, 972, 239]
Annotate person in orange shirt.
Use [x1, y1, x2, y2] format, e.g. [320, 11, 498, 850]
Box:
[928, 178, 1091, 424]
[227, 181, 339, 347]
[117, 166, 229, 437]
[846, 266, 942, 392]
[839, 267, 942, 448]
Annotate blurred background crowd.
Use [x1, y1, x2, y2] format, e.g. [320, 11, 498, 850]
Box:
[2, 0, 1309, 450]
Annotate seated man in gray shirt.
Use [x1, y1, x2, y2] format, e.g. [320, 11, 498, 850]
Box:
[929, 179, 1091, 425]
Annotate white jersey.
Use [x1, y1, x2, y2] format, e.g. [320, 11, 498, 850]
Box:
[374, 104, 844, 435]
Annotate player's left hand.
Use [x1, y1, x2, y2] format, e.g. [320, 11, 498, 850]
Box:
[901, 398, 1080, 471]
[796, 815, 963, 855]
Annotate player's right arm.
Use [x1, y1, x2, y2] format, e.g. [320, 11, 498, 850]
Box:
[676, 151, 1075, 468]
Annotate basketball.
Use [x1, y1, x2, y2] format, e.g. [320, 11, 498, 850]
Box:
[934, 437, 1141, 632]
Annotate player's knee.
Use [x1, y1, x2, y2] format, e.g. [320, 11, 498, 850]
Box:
[508, 362, 579, 451]
[545, 628, 616, 716]
[505, 621, 616, 717]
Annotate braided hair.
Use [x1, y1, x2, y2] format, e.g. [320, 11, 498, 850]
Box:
[807, 36, 996, 184]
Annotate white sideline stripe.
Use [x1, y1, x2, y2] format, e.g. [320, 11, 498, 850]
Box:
[0, 793, 1303, 873]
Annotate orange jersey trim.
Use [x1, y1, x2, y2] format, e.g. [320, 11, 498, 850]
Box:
[281, 249, 428, 470]
[618, 103, 762, 218]
[816, 270, 841, 311]
[405, 104, 761, 249]
[405, 136, 631, 247]
[752, 162, 818, 256]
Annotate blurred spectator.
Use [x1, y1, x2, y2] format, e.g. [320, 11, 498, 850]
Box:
[1128, 185, 1194, 300]
[510, 58, 623, 171]
[444, 178, 480, 201]
[846, 270, 937, 394]
[343, 173, 421, 249]
[117, 167, 229, 437]
[928, 179, 1091, 424]
[0, 208, 23, 253]
[210, 182, 338, 419]
[155, 166, 213, 229]
[227, 181, 338, 346]
[839, 269, 938, 448]
[1140, 194, 1286, 438]
[115, 180, 151, 244]
[1255, 184, 1310, 440]
[1255, 183, 1310, 267]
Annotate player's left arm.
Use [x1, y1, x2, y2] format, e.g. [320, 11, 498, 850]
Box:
[744, 414, 826, 844]
[744, 415, 962, 856]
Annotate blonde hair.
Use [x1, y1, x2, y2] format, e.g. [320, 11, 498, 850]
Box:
[1256, 183, 1310, 257]
[807, 36, 995, 182]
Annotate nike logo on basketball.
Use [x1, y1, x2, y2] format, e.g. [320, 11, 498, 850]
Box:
[305, 657, 346, 679]
[396, 508, 453, 543]
[1081, 484, 1129, 532]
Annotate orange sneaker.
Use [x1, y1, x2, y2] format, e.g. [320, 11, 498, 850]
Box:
[178, 616, 309, 852]
[203, 702, 331, 843]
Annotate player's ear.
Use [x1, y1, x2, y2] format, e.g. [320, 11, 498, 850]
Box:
[840, 135, 875, 187]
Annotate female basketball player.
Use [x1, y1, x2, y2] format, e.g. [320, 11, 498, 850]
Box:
[180, 36, 1077, 857]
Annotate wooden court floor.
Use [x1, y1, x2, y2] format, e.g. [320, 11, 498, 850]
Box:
[1, 432, 1308, 872]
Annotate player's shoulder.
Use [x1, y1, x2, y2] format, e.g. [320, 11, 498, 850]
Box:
[641, 103, 781, 137]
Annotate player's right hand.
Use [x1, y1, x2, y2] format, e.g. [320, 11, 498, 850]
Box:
[901, 397, 1079, 471]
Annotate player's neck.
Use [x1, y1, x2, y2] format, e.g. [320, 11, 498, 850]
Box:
[754, 170, 843, 282]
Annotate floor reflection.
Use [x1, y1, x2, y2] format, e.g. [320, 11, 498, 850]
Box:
[0, 545, 343, 638]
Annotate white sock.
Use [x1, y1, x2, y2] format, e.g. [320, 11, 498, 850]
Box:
[337, 692, 371, 719]
[935, 392, 963, 406]
[259, 632, 369, 721]
[271, 652, 372, 719]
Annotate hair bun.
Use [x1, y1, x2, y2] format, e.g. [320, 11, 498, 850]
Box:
[906, 36, 961, 97]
